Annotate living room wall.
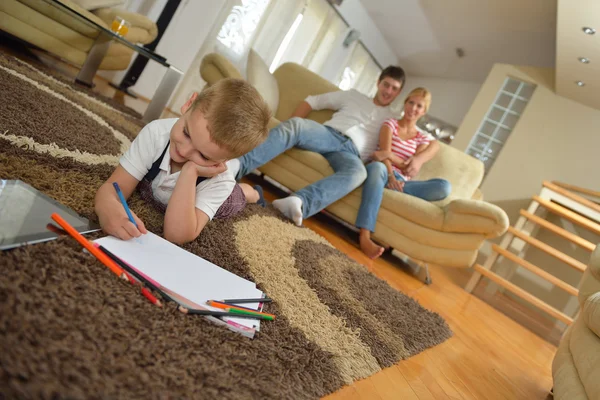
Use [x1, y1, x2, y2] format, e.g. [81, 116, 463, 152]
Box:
[401, 76, 481, 127]
[452, 63, 600, 323]
[334, 0, 398, 68]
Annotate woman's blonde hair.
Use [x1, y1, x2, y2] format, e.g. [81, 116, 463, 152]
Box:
[404, 87, 432, 113]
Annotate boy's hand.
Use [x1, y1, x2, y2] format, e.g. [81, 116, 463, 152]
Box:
[98, 202, 147, 241]
[183, 161, 228, 178]
[387, 176, 405, 192]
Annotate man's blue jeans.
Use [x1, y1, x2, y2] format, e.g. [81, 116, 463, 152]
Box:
[355, 161, 452, 232]
[236, 117, 367, 218]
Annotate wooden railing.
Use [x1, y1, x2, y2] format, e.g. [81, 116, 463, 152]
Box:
[465, 181, 599, 325]
[552, 181, 600, 204]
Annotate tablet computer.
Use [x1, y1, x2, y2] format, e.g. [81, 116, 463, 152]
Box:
[0, 180, 100, 250]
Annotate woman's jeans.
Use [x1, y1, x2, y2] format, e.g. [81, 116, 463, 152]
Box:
[355, 161, 452, 232]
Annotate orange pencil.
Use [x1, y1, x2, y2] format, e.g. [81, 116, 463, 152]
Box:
[50, 213, 126, 279]
[206, 300, 276, 319]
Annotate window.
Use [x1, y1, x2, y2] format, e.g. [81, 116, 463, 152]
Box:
[251, 0, 381, 93]
[217, 0, 271, 57]
[466, 77, 535, 174]
[335, 42, 381, 96]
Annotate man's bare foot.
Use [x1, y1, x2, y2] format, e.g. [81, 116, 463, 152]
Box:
[360, 235, 384, 259]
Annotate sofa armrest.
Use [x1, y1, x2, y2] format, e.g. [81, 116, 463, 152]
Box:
[92, 8, 158, 44]
[200, 53, 243, 85]
[471, 188, 483, 201]
[583, 292, 600, 338]
[443, 199, 509, 238]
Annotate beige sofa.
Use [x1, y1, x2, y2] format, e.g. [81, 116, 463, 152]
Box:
[1, 0, 158, 70]
[552, 245, 600, 400]
[201, 53, 509, 269]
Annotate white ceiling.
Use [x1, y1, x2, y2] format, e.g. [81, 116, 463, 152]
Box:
[359, 0, 557, 83]
[555, 0, 600, 111]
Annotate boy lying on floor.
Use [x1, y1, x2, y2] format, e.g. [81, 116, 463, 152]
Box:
[94, 79, 271, 244]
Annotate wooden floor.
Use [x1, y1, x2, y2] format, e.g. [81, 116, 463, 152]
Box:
[6, 48, 557, 399]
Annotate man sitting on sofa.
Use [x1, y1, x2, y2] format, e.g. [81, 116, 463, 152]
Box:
[229, 66, 406, 226]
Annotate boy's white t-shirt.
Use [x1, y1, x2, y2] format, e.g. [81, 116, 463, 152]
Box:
[120, 118, 235, 220]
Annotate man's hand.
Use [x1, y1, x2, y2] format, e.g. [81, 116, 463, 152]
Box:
[387, 175, 405, 192]
[403, 156, 424, 179]
[373, 150, 393, 162]
[183, 161, 228, 178]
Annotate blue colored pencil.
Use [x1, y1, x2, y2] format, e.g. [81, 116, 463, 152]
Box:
[112, 182, 137, 228]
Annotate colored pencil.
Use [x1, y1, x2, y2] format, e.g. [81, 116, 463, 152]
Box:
[221, 297, 272, 304]
[141, 287, 162, 307]
[113, 182, 137, 228]
[226, 307, 274, 320]
[178, 306, 273, 320]
[207, 300, 276, 319]
[50, 214, 163, 308]
[50, 213, 125, 279]
[97, 245, 177, 305]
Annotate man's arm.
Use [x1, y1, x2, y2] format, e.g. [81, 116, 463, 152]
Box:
[376, 124, 404, 191]
[290, 101, 312, 119]
[415, 140, 440, 162]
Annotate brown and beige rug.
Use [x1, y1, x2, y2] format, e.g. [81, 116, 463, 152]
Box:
[0, 52, 452, 399]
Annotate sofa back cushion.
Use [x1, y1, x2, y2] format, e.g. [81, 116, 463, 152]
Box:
[418, 142, 484, 201]
[246, 50, 279, 114]
[273, 62, 339, 123]
[71, 0, 124, 10]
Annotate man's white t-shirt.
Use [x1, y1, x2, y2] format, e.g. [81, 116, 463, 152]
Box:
[305, 89, 396, 161]
[120, 118, 235, 220]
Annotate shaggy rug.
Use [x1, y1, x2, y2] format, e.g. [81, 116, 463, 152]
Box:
[0, 52, 452, 399]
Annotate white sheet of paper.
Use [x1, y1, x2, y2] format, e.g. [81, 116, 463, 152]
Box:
[95, 232, 263, 329]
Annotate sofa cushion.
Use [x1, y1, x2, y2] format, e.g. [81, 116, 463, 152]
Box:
[71, 0, 124, 10]
[584, 292, 600, 338]
[273, 62, 338, 122]
[419, 142, 484, 206]
[1, 1, 93, 61]
[552, 326, 588, 400]
[16, 0, 105, 37]
[568, 317, 600, 400]
[246, 50, 279, 114]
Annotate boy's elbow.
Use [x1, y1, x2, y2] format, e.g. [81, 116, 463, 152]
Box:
[163, 226, 202, 245]
[164, 230, 194, 245]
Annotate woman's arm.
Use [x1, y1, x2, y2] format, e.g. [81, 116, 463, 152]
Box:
[404, 140, 440, 178]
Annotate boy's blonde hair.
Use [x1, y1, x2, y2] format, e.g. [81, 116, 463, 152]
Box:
[190, 78, 272, 157]
[404, 87, 432, 113]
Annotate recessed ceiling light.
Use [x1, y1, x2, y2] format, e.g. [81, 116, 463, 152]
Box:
[578, 57, 590, 63]
[582, 27, 596, 35]
[575, 81, 585, 87]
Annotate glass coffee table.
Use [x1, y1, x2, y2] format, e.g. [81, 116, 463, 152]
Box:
[41, 0, 183, 122]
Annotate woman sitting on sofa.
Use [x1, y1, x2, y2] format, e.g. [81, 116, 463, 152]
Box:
[356, 88, 452, 259]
